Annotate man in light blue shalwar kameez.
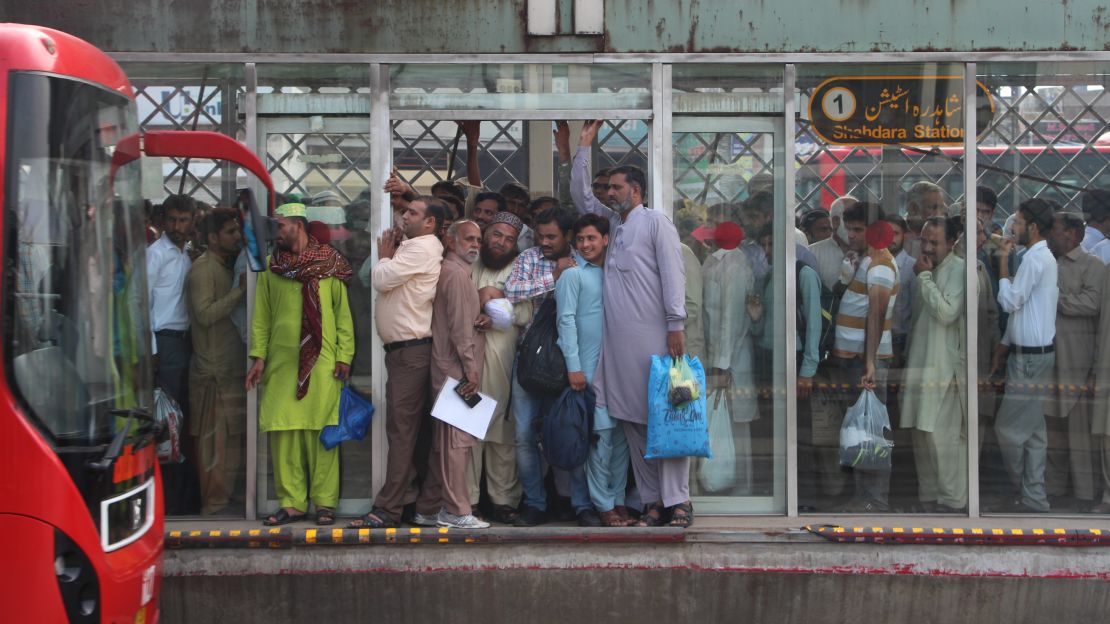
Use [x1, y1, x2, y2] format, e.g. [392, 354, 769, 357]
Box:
[556, 213, 632, 527]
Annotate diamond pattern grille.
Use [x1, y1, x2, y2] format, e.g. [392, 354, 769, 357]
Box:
[673, 132, 775, 206]
[796, 80, 1110, 216]
[596, 120, 649, 172]
[265, 133, 374, 202]
[130, 82, 243, 205]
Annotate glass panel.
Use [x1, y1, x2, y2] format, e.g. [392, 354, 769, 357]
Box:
[390, 64, 652, 111]
[672, 65, 785, 115]
[796, 64, 968, 514]
[4, 72, 152, 447]
[976, 61, 1110, 515]
[257, 63, 372, 93]
[257, 118, 375, 517]
[673, 118, 788, 513]
[119, 62, 245, 207]
[392, 119, 527, 194]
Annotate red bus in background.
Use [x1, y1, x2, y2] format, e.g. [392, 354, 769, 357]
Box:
[797, 144, 1110, 217]
[0, 23, 273, 622]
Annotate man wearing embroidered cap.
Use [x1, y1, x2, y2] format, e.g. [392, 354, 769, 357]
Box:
[466, 210, 529, 523]
[246, 202, 355, 526]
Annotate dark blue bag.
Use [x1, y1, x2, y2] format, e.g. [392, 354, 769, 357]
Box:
[541, 386, 595, 470]
[320, 385, 375, 450]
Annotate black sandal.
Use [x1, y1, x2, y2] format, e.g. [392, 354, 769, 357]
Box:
[315, 507, 336, 526]
[347, 507, 398, 529]
[636, 502, 668, 527]
[263, 508, 307, 526]
[668, 501, 694, 528]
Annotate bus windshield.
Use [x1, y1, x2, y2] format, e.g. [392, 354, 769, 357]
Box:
[4, 71, 153, 446]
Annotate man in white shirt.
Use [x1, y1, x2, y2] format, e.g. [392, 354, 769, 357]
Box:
[1081, 189, 1110, 264]
[991, 198, 1059, 513]
[147, 193, 198, 514]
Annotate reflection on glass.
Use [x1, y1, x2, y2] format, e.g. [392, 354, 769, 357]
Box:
[977, 62, 1110, 515]
[389, 64, 652, 110]
[796, 65, 968, 514]
[673, 126, 786, 513]
[257, 126, 376, 517]
[5, 72, 153, 449]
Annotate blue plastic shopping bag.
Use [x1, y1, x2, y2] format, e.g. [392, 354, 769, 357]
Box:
[645, 354, 711, 459]
[320, 385, 375, 450]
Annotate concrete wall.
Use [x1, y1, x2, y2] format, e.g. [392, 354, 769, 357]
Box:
[3, 0, 1109, 54]
[161, 542, 1110, 623]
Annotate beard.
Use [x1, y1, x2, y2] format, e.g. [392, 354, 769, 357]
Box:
[608, 198, 632, 212]
[480, 244, 518, 270]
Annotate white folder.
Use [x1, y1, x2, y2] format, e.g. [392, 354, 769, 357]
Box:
[430, 376, 498, 440]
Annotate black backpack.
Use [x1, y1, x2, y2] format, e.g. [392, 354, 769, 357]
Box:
[516, 297, 568, 396]
[542, 386, 595, 470]
[796, 260, 837, 360]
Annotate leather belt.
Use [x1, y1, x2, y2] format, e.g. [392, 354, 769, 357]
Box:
[1015, 344, 1053, 355]
[155, 329, 188, 339]
[383, 336, 432, 353]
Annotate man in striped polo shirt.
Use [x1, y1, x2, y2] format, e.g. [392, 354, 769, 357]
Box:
[831, 201, 899, 513]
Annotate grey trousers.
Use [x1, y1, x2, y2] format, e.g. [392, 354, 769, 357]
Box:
[622, 420, 690, 508]
[994, 351, 1054, 511]
[1045, 399, 1097, 501]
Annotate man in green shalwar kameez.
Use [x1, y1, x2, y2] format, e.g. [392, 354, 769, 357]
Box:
[246, 202, 355, 526]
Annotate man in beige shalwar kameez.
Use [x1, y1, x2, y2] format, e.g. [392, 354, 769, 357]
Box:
[900, 216, 968, 512]
[467, 213, 531, 522]
[1091, 264, 1110, 514]
[1045, 212, 1105, 506]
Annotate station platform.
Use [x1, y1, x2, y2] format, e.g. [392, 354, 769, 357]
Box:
[161, 515, 1110, 623]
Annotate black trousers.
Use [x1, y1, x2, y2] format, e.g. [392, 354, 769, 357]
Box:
[155, 332, 200, 515]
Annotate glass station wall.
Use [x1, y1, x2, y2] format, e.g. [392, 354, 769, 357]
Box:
[975, 62, 1110, 515]
[123, 57, 1110, 519]
[795, 64, 970, 514]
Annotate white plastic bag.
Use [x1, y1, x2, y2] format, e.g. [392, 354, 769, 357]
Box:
[838, 389, 893, 471]
[154, 387, 185, 464]
[484, 298, 514, 331]
[697, 391, 736, 492]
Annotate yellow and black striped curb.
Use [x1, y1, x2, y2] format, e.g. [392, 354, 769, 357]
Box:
[806, 524, 1110, 546]
[165, 526, 686, 549]
[166, 528, 293, 549]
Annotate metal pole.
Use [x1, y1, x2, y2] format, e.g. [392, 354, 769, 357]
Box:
[964, 62, 981, 518]
[243, 62, 259, 521]
[784, 63, 799, 517]
[369, 63, 392, 500]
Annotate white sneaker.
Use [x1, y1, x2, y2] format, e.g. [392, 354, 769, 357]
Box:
[411, 512, 438, 527]
[436, 509, 490, 529]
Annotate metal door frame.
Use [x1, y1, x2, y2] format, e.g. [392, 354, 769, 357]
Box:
[250, 114, 376, 519]
[668, 113, 795, 515]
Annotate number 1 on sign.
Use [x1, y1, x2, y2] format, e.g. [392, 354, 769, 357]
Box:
[822, 87, 856, 122]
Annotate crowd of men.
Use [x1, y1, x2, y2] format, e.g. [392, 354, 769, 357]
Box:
[785, 183, 1110, 514]
[147, 116, 1110, 523]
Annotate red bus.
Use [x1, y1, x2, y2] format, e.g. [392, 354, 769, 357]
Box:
[0, 24, 273, 622]
[797, 143, 1110, 216]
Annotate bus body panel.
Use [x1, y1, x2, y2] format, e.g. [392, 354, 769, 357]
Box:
[0, 22, 162, 623]
[0, 514, 70, 623]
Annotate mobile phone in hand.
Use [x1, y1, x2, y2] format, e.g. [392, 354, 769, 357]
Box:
[455, 380, 481, 408]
